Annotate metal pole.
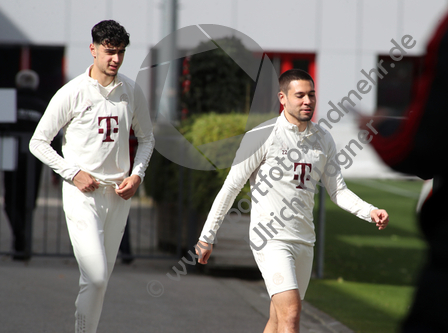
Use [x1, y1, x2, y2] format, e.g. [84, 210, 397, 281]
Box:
[159, 0, 178, 122]
[160, 0, 182, 258]
[316, 186, 326, 279]
[24, 133, 35, 258]
[177, 148, 184, 259]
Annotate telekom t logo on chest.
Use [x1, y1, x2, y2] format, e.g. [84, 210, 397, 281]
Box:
[98, 116, 119, 142]
[294, 163, 312, 189]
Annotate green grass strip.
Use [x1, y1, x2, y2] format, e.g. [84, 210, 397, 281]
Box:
[306, 179, 427, 332]
[306, 279, 414, 333]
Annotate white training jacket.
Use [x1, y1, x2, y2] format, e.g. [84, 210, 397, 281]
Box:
[199, 112, 376, 249]
[29, 66, 155, 187]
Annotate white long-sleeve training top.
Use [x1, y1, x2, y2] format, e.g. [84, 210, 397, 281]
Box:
[199, 112, 377, 249]
[29, 66, 155, 186]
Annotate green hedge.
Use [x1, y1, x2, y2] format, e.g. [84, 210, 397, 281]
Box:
[145, 112, 252, 215]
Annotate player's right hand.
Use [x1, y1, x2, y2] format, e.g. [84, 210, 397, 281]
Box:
[73, 170, 100, 193]
[195, 240, 213, 265]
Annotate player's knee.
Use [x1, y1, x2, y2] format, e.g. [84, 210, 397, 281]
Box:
[268, 313, 279, 326]
[286, 304, 300, 319]
[279, 303, 301, 328]
[89, 276, 108, 291]
[284, 310, 300, 329]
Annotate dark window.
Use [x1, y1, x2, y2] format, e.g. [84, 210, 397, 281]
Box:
[30, 46, 65, 103]
[0, 45, 21, 88]
[0, 45, 64, 104]
[292, 58, 310, 72]
[377, 55, 425, 116]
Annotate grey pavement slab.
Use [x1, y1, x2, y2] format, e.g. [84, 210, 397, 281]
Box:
[0, 257, 267, 333]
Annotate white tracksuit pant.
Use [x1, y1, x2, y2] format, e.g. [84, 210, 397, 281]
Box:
[63, 181, 131, 333]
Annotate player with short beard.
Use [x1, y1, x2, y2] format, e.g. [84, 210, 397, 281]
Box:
[196, 69, 389, 333]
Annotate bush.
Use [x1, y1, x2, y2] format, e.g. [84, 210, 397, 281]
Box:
[145, 112, 251, 216]
[185, 112, 252, 212]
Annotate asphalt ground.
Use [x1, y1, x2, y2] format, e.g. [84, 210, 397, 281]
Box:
[0, 256, 354, 333]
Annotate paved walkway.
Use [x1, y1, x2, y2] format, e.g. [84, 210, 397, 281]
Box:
[0, 256, 354, 333]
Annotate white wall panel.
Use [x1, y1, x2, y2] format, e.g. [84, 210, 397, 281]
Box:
[360, 0, 400, 53]
[111, 0, 153, 47]
[315, 52, 358, 125]
[402, 0, 448, 54]
[236, 0, 318, 52]
[67, 0, 108, 44]
[0, 0, 66, 44]
[178, 0, 234, 29]
[320, 0, 357, 52]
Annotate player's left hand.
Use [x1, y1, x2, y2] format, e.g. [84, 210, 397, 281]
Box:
[115, 175, 141, 200]
[370, 209, 389, 230]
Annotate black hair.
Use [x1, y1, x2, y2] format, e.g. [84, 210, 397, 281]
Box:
[91, 20, 130, 47]
[279, 69, 314, 93]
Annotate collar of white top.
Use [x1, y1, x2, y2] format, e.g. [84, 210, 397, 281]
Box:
[85, 65, 123, 87]
[279, 111, 309, 134]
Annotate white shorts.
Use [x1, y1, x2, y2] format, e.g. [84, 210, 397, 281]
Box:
[252, 240, 314, 300]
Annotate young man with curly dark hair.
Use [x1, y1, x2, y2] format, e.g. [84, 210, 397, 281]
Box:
[30, 20, 154, 332]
